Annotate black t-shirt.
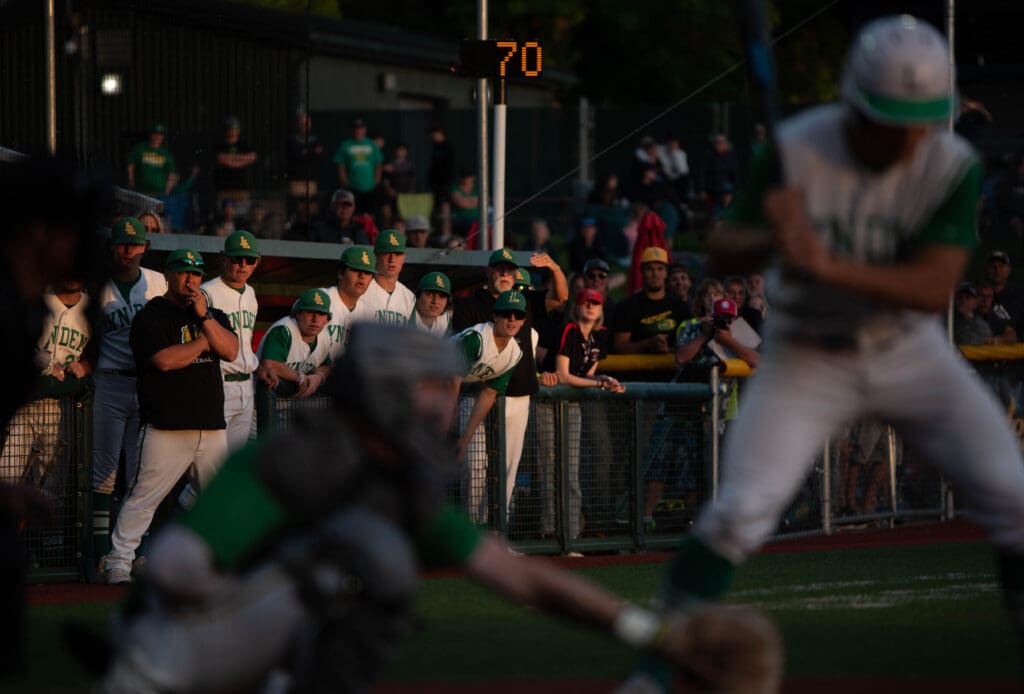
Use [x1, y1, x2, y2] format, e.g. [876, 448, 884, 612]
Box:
[609, 291, 691, 344]
[130, 296, 231, 430]
[214, 139, 255, 191]
[286, 132, 324, 180]
[453, 287, 548, 397]
[557, 323, 608, 376]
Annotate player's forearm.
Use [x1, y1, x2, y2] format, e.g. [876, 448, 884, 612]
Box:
[814, 245, 969, 313]
[150, 340, 208, 371]
[201, 320, 239, 361]
[460, 388, 497, 444]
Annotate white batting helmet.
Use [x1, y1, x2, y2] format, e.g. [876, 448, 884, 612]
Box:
[841, 15, 955, 125]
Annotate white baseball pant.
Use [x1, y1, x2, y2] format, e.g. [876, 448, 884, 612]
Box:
[105, 426, 228, 574]
[695, 321, 1024, 563]
[223, 379, 256, 451]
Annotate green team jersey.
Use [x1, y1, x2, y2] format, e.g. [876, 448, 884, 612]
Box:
[127, 142, 176, 194]
[184, 441, 483, 571]
[333, 138, 382, 193]
[725, 103, 982, 340]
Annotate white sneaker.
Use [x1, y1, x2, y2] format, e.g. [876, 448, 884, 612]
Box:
[563, 551, 584, 558]
[613, 673, 666, 694]
[106, 566, 133, 585]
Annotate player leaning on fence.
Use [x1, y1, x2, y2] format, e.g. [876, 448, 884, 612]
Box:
[256, 288, 334, 399]
[622, 15, 1024, 693]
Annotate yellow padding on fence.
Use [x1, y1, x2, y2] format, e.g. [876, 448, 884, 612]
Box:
[959, 344, 1024, 361]
[598, 355, 754, 377]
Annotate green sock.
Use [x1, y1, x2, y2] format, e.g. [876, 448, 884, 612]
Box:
[632, 537, 737, 691]
[92, 492, 112, 560]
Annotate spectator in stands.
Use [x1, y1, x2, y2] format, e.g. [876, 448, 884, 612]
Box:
[411, 271, 452, 336]
[746, 272, 769, 322]
[657, 133, 691, 202]
[311, 189, 376, 245]
[450, 169, 479, 240]
[986, 250, 1024, 327]
[212, 197, 240, 238]
[286, 108, 324, 214]
[568, 217, 609, 276]
[726, 275, 765, 335]
[750, 123, 768, 159]
[428, 125, 455, 234]
[977, 280, 1017, 344]
[698, 133, 739, 220]
[837, 420, 891, 518]
[954, 282, 994, 345]
[384, 142, 416, 195]
[138, 210, 166, 236]
[690, 278, 724, 318]
[582, 258, 616, 317]
[526, 219, 554, 255]
[993, 154, 1024, 240]
[213, 116, 258, 218]
[256, 288, 333, 399]
[610, 246, 690, 354]
[666, 263, 692, 306]
[675, 296, 760, 372]
[127, 123, 178, 198]
[334, 118, 383, 216]
[283, 195, 319, 242]
[405, 215, 431, 249]
[588, 172, 626, 208]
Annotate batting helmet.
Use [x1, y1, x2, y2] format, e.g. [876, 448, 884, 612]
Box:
[841, 15, 955, 126]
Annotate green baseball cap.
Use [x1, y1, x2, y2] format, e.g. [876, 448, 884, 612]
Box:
[224, 230, 259, 258]
[292, 288, 332, 317]
[488, 247, 517, 267]
[109, 217, 148, 245]
[494, 290, 527, 314]
[152, 122, 167, 134]
[165, 248, 205, 275]
[374, 229, 407, 253]
[418, 271, 452, 296]
[513, 267, 533, 290]
[339, 245, 377, 274]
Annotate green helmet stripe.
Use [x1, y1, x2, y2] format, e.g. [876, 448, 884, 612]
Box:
[859, 89, 952, 122]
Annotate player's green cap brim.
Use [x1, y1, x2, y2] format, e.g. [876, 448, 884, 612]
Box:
[858, 89, 953, 123]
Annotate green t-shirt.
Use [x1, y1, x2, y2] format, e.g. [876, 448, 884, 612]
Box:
[184, 441, 482, 570]
[333, 137, 382, 193]
[128, 143, 176, 195]
[450, 181, 480, 221]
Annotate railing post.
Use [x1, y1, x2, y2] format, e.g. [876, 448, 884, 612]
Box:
[886, 424, 898, 527]
[821, 437, 832, 535]
[632, 399, 644, 549]
[557, 399, 571, 554]
[495, 395, 508, 535]
[710, 367, 721, 500]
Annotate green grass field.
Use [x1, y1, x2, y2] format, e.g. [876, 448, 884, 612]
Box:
[14, 539, 1017, 691]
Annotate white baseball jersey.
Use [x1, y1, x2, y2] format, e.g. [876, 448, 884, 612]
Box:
[257, 316, 333, 374]
[453, 322, 523, 386]
[733, 104, 980, 342]
[410, 309, 452, 336]
[360, 279, 417, 327]
[39, 290, 91, 371]
[202, 276, 259, 376]
[97, 268, 168, 370]
[321, 286, 373, 357]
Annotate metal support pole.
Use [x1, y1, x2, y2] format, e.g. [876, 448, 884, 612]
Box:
[492, 79, 507, 249]
[632, 400, 644, 547]
[710, 368, 721, 500]
[46, 0, 57, 154]
[886, 425, 898, 527]
[557, 400, 571, 554]
[475, 0, 490, 250]
[495, 395, 508, 535]
[821, 437, 832, 535]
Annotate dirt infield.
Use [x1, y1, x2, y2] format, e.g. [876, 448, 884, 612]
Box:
[26, 518, 987, 606]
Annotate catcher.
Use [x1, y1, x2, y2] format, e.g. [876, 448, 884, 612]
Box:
[91, 324, 781, 693]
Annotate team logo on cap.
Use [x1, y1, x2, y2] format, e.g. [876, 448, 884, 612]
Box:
[186, 251, 195, 261]
[239, 237, 251, 250]
[361, 251, 370, 265]
[122, 221, 136, 236]
[388, 233, 399, 246]
[502, 248, 513, 261]
[435, 274, 446, 288]
[313, 292, 325, 306]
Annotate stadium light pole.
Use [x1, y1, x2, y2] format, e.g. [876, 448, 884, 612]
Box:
[492, 78, 507, 249]
[476, 0, 491, 251]
[46, 0, 57, 154]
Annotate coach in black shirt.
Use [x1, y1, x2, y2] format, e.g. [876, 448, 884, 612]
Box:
[103, 249, 238, 585]
[452, 247, 567, 520]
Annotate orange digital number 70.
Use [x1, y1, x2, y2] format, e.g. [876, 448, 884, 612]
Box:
[497, 41, 517, 78]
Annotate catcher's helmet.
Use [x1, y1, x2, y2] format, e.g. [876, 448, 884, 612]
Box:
[841, 15, 955, 125]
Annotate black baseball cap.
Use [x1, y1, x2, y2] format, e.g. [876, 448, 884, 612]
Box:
[988, 250, 1011, 265]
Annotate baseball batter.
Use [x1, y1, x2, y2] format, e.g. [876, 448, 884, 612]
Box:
[321, 245, 376, 357]
[91, 217, 167, 561]
[201, 230, 260, 450]
[360, 228, 417, 326]
[625, 16, 1024, 692]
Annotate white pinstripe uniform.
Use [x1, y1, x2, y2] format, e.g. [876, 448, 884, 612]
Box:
[93, 267, 167, 494]
[202, 276, 259, 450]
[361, 279, 416, 328]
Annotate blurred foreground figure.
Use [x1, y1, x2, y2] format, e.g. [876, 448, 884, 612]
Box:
[96, 324, 781, 694]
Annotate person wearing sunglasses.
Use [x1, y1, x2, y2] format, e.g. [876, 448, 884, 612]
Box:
[452, 290, 528, 523]
[104, 248, 238, 585]
[201, 231, 261, 452]
[582, 257, 616, 316]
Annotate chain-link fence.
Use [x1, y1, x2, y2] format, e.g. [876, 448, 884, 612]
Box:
[7, 390, 92, 582]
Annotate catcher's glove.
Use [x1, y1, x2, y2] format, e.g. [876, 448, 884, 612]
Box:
[655, 604, 784, 694]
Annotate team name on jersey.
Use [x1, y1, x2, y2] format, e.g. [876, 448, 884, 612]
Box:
[227, 309, 257, 332]
[104, 303, 146, 333]
[373, 309, 410, 327]
[44, 326, 89, 355]
[467, 362, 497, 380]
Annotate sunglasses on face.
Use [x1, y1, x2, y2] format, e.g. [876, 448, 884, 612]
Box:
[336, 201, 354, 207]
[229, 256, 257, 266]
[495, 310, 526, 320]
[177, 257, 203, 268]
[587, 272, 608, 280]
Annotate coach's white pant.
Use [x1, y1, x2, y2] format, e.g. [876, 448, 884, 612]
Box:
[92, 372, 141, 494]
[0, 398, 61, 485]
[106, 427, 228, 573]
[695, 321, 1024, 563]
[223, 379, 256, 451]
[504, 395, 531, 510]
